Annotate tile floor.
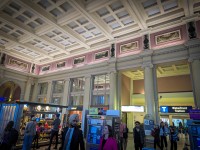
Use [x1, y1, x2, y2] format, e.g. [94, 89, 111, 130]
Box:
[34, 133, 191, 150]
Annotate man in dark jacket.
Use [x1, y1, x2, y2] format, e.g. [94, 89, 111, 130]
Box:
[133, 121, 145, 150]
[60, 114, 85, 150]
[47, 113, 61, 150]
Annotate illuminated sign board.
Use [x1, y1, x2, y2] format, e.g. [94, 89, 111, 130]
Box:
[121, 106, 144, 112]
[160, 106, 192, 113]
[89, 108, 98, 115]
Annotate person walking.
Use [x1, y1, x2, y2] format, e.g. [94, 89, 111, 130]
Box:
[22, 117, 37, 150]
[119, 121, 125, 150]
[151, 125, 161, 149]
[60, 114, 85, 150]
[47, 113, 61, 150]
[133, 121, 145, 150]
[123, 124, 128, 150]
[98, 125, 118, 150]
[170, 126, 179, 150]
[0, 121, 19, 150]
[160, 121, 168, 150]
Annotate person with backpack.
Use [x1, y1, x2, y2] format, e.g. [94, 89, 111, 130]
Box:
[22, 117, 37, 150]
[0, 121, 19, 150]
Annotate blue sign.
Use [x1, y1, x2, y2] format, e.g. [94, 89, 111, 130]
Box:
[160, 106, 168, 113]
[160, 106, 192, 113]
[0, 97, 6, 102]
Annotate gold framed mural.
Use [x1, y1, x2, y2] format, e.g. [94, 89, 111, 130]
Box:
[56, 61, 66, 68]
[8, 58, 28, 70]
[42, 65, 50, 71]
[155, 30, 181, 45]
[95, 50, 108, 60]
[120, 41, 138, 53]
[74, 56, 85, 65]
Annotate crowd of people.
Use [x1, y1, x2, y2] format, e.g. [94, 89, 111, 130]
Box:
[0, 115, 188, 150]
[151, 121, 188, 150]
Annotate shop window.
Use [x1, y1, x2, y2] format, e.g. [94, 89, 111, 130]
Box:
[69, 77, 85, 106]
[38, 82, 48, 95]
[51, 97, 61, 104]
[71, 77, 85, 92]
[38, 97, 44, 102]
[91, 94, 109, 106]
[70, 95, 84, 106]
[53, 80, 64, 93]
[93, 74, 110, 90]
[92, 74, 110, 106]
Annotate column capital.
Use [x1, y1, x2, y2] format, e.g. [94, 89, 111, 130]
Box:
[188, 56, 200, 63]
[141, 61, 153, 69]
[64, 78, 70, 82]
[84, 74, 92, 79]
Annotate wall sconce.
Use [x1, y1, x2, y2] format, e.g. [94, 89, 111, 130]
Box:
[23, 104, 28, 111]
[45, 106, 50, 111]
[36, 105, 42, 111]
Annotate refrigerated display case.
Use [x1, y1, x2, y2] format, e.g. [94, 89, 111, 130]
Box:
[86, 115, 120, 150]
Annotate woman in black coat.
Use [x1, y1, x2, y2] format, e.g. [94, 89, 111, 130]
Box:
[60, 114, 85, 150]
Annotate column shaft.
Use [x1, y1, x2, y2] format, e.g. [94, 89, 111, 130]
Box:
[46, 82, 52, 103]
[191, 59, 200, 107]
[62, 79, 70, 106]
[81, 76, 91, 134]
[24, 79, 32, 101]
[109, 72, 118, 110]
[144, 66, 155, 118]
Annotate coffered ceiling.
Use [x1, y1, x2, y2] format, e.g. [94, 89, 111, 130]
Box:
[0, 0, 199, 64]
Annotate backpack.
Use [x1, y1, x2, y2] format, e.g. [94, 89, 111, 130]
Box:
[9, 128, 19, 145]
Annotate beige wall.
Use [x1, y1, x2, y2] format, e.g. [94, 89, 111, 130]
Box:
[121, 74, 130, 106]
[133, 75, 192, 94]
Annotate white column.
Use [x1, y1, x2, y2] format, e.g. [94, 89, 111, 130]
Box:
[130, 78, 133, 105]
[117, 72, 122, 111]
[31, 82, 38, 102]
[62, 78, 70, 106]
[81, 75, 91, 133]
[143, 63, 155, 119]
[24, 78, 32, 101]
[190, 59, 200, 108]
[109, 71, 118, 110]
[46, 81, 52, 103]
[20, 82, 26, 100]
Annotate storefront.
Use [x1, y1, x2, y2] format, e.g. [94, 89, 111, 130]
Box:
[0, 101, 67, 147]
[67, 106, 83, 127]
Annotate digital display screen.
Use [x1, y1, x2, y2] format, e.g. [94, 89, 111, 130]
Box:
[87, 125, 102, 144]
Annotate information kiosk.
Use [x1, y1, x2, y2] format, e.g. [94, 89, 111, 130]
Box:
[187, 119, 200, 150]
[86, 110, 120, 150]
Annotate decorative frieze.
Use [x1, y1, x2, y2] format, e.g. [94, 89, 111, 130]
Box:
[8, 58, 29, 70]
[74, 56, 85, 65]
[120, 41, 139, 53]
[155, 30, 181, 45]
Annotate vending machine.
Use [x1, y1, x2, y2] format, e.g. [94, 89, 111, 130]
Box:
[187, 119, 200, 150]
[86, 115, 120, 150]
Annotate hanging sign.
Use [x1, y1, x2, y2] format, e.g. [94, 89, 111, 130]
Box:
[160, 106, 192, 113]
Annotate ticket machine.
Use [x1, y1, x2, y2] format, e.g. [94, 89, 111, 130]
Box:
[86, 115, 120, 150]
